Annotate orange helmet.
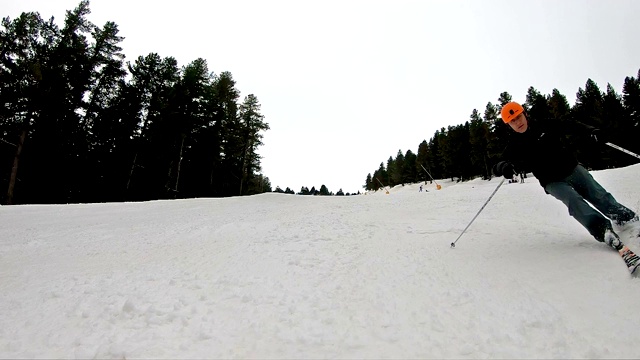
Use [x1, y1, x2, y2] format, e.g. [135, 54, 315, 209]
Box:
[501, 102, 524, 123]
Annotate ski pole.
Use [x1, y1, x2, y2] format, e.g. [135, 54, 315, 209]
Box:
[605, 142, 640, 160]
[420, 164, 442, 190]
[450, 178, 506, 248]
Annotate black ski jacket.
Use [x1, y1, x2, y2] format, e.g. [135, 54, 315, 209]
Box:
[502, 119, 594, 189]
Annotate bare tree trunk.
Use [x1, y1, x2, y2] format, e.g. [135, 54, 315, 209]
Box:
[126, 153, 138, 192]
[175, 134, 186, 193]
[483, 152, 490, 179]
[239, 137, 253, 196]
[6, 129, 27, 205]
[239, 145, 247, 196]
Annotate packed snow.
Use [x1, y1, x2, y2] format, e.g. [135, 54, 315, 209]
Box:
[2, 164, 640, 359]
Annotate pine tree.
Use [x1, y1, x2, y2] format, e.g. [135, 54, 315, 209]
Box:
[469, 109, 490, 179]
[446, 123, 472, 181]
[427, 132, 443, 180]
[416, 140, 431, 183]
[82, 20, 128, 202]
[621, 70, 640, 151]
[602, 83, 633, 167]
[485, 101, 507, 165]
[365, 173, 373, 191]
[7, 1, 98, 204]
[378, 162, 388, 186]
[0, 11, 54, 204]
[525, 86, 552, 123]
[497, 92, 512, 107]
[573, 79, 604, 127]
[238, 94, 269, 195]
[385, 156, 395, 187]
[212, 71, 241, 197]
[548, 89, 571, 121]
[127, 53, 180, 200]
[572, 79, 605, 168]
[392, 150, 405, 185]
[402, 149, 417, 184]
[167, 58, 217, 198]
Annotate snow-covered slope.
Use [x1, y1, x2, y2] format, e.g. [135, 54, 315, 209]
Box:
[1, 164, 640, 358]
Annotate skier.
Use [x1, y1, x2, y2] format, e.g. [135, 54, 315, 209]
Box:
[492, 101, 638, 249]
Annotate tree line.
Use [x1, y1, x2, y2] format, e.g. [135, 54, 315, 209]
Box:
[0, 1, 275, 205]
[4, 2, 638, 202]
[272, 185, 352, 196]
[365, 71, 640, 191]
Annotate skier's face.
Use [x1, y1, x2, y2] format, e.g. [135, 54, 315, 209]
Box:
[508, 113, 528, 133]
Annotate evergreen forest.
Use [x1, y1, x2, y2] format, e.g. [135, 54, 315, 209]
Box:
[1, 1, 271, 204]
[2, 2, 639, 204]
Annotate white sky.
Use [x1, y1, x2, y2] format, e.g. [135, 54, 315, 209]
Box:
[3, 0, 640, 194]
[2, 165, 640, 357]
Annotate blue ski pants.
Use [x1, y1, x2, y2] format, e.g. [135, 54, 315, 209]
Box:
[544, 165, 636, 242]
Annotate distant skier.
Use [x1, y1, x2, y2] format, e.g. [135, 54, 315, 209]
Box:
[492, 102, 638, 250]
[520, 172, 525, 183]
[419, 185, 423, 192]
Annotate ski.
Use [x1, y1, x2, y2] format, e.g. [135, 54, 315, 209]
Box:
[617, 244, 640, 276]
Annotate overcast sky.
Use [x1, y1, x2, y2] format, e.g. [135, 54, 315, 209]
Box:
[4, 0, 640, 194]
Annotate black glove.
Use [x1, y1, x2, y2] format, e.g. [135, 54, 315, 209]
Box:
[492, 161, 515, 179]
